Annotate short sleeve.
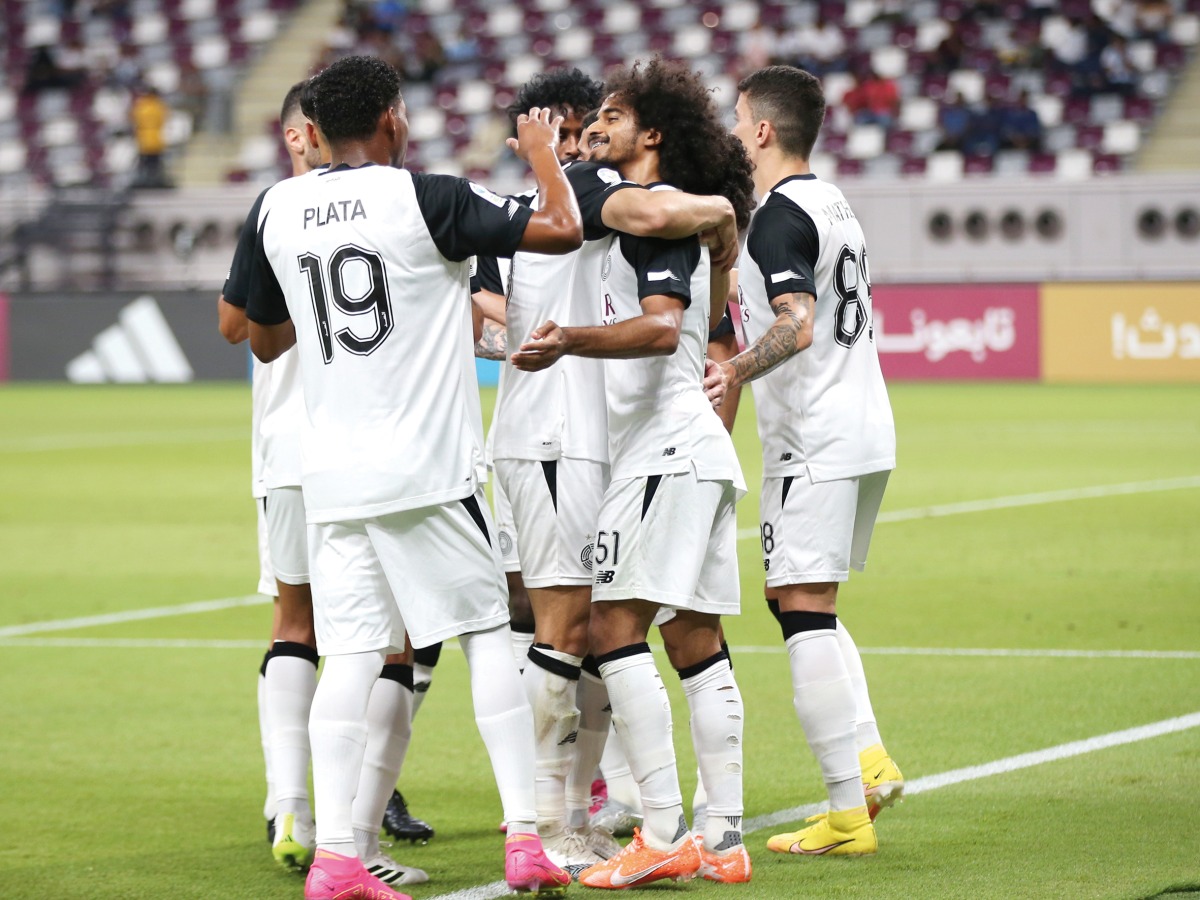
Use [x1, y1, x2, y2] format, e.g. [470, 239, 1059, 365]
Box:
[565, 161, 640, 241]
[745, 196, 820, 302]
[471, 255, 505, 295]
[245, 210, 291, 326]
[618, 233, 700, 307]
[221, 187, 269, 308]
[412, 173, 534, 262]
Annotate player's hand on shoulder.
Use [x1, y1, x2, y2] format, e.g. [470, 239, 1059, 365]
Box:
[511, 319, 566, 371]
[506, 107, 563, 161]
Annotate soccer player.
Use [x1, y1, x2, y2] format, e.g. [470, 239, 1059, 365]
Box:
[221, 82, 429, 887]
[708, 65, 905, 856]
[512, 58, 756, 888]
[245, 55, 581, 899]
[491, 67, 744, 875]
[217, 79, 322, 858]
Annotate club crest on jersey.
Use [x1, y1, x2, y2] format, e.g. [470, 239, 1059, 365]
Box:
[601, 251, 612, 282]
[469, 181, 507, 208]
[304, 199, 367, 229]
[498, 530, 514, 558]
[580, 542, 594, 571]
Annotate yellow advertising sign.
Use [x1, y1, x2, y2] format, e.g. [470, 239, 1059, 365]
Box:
[1041, 283, 1200, 383]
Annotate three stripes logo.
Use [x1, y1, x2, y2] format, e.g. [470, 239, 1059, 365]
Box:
[65, 296, 194, 383]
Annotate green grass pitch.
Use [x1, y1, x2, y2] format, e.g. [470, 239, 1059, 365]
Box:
[1, 381, 1198, 899]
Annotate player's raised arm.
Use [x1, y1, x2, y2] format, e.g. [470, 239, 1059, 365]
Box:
[600, 191, 738, 271]
[507, 107, 583, 254]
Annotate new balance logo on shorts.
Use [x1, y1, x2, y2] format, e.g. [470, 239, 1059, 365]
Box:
[595, 570, 615, 584]
[662, 447, 677, 456]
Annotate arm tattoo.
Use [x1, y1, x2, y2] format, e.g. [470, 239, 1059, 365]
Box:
[729, 293, 814, 384]
[475, 319, 508, 360]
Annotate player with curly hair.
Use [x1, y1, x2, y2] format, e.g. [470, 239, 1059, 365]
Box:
[512, 58, 756, 888]
[506, 67, 605, 162]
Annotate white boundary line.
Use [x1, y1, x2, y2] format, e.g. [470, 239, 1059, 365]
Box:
[0, 427, 247, 453]
[735, 475, 1200, 540]
[0, 595, 267, 638]
[1, 636, 1197, 660]
[426, 711, 1200, 900]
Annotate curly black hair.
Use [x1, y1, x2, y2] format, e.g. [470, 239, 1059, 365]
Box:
[307, 55, 402, 143]
[737, 66, 826, 160]
[605, 59, 755, 230]
[507, 67, 604, 131]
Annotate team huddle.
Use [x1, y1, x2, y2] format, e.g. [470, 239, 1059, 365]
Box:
[218, 54, 903, 900]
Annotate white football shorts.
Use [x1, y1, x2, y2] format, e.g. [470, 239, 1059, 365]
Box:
[494, 457, 609, 589]
[265, 486, 309, 586]
[308, 488, 510, 655]
[759, 470, 890, 586]
[255, 497, 277, 597]
[491, 473, 521, 574]
[591, 468, 740, 616]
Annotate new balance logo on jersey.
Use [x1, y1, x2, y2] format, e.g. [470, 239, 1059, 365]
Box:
[65, 296, 194, 384]
[595, 570, 615, 584]
[780, 452, 793, 461]
[662, 447, 677, 456]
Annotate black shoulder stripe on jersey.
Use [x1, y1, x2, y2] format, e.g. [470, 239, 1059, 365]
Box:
[747, 193, 819, 303]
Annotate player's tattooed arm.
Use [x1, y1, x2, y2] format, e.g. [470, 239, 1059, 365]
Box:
[475, 318, 508, 360]
[704, 291, 814, 405]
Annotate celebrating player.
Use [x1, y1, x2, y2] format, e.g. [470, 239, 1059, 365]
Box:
[708, 64, 904, 857]
[246, 55, 581, 900]
[512, 58, 756, 888]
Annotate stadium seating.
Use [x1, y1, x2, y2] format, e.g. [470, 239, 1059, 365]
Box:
[0, 0, 1196, 189]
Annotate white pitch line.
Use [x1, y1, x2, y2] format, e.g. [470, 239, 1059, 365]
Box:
[0, 595, 268, 637]
[0, 427, 247, 453]
[0, 637, 267, 649]
[735, 474, 1200, 540]
[2, 636, 1197, 661]
[426, 711, 1200, 900]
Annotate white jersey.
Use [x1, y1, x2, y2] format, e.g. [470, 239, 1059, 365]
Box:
[597, 185, 744, 489]
[246, 163, 533, 524]
[736, 173, 895, 482]
[249, 357, 270, 498]
[491, 162, 635, 465]
[259, 346, 304, 489]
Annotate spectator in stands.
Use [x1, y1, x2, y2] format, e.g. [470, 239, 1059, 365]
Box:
[23, 45, 86, 94]
[961, 99, 1003, 157]
[1000, 90, 1043, 152]
[1134, 0, 1174, 38]
[176, 61, 210, 132]
[928, 23, 968, 76]
[130, 84, 172, 189]
[407, 30, 445, 83]
[936, 91, 972, 151]
[843, 63, 899, 128]
[109, 44, 142, 90]
[786, 13, 847, 75]
[1100, 34, 1138, 96]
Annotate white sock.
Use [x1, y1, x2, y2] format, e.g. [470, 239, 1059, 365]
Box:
[257, 655, 276, 821]
[412, 662, 434, 718]
[599, 724, 642, 813]
[566, 669, 610, 829]
[523, 646, 583, 830]
[510, 626, 536, 671]
[266, 644, 318, 819]
[309, 649, 386, 854]
[351, 665, 413, 855]
[835, 620, 883, 752]
[599, 647, 686, 850]
[785, 629, 865, 812]
[460, 625, 537, 828]
[680, 657, 744, 851]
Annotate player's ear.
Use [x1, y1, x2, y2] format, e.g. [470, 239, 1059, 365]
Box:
[305, 121, 322, 154]
[756, 119, 772, 149]
[642, 127, 663, 149]
[283, 124, 304, 156]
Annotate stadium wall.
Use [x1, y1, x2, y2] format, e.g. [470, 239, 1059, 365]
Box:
[0, 283, 1195, 384]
